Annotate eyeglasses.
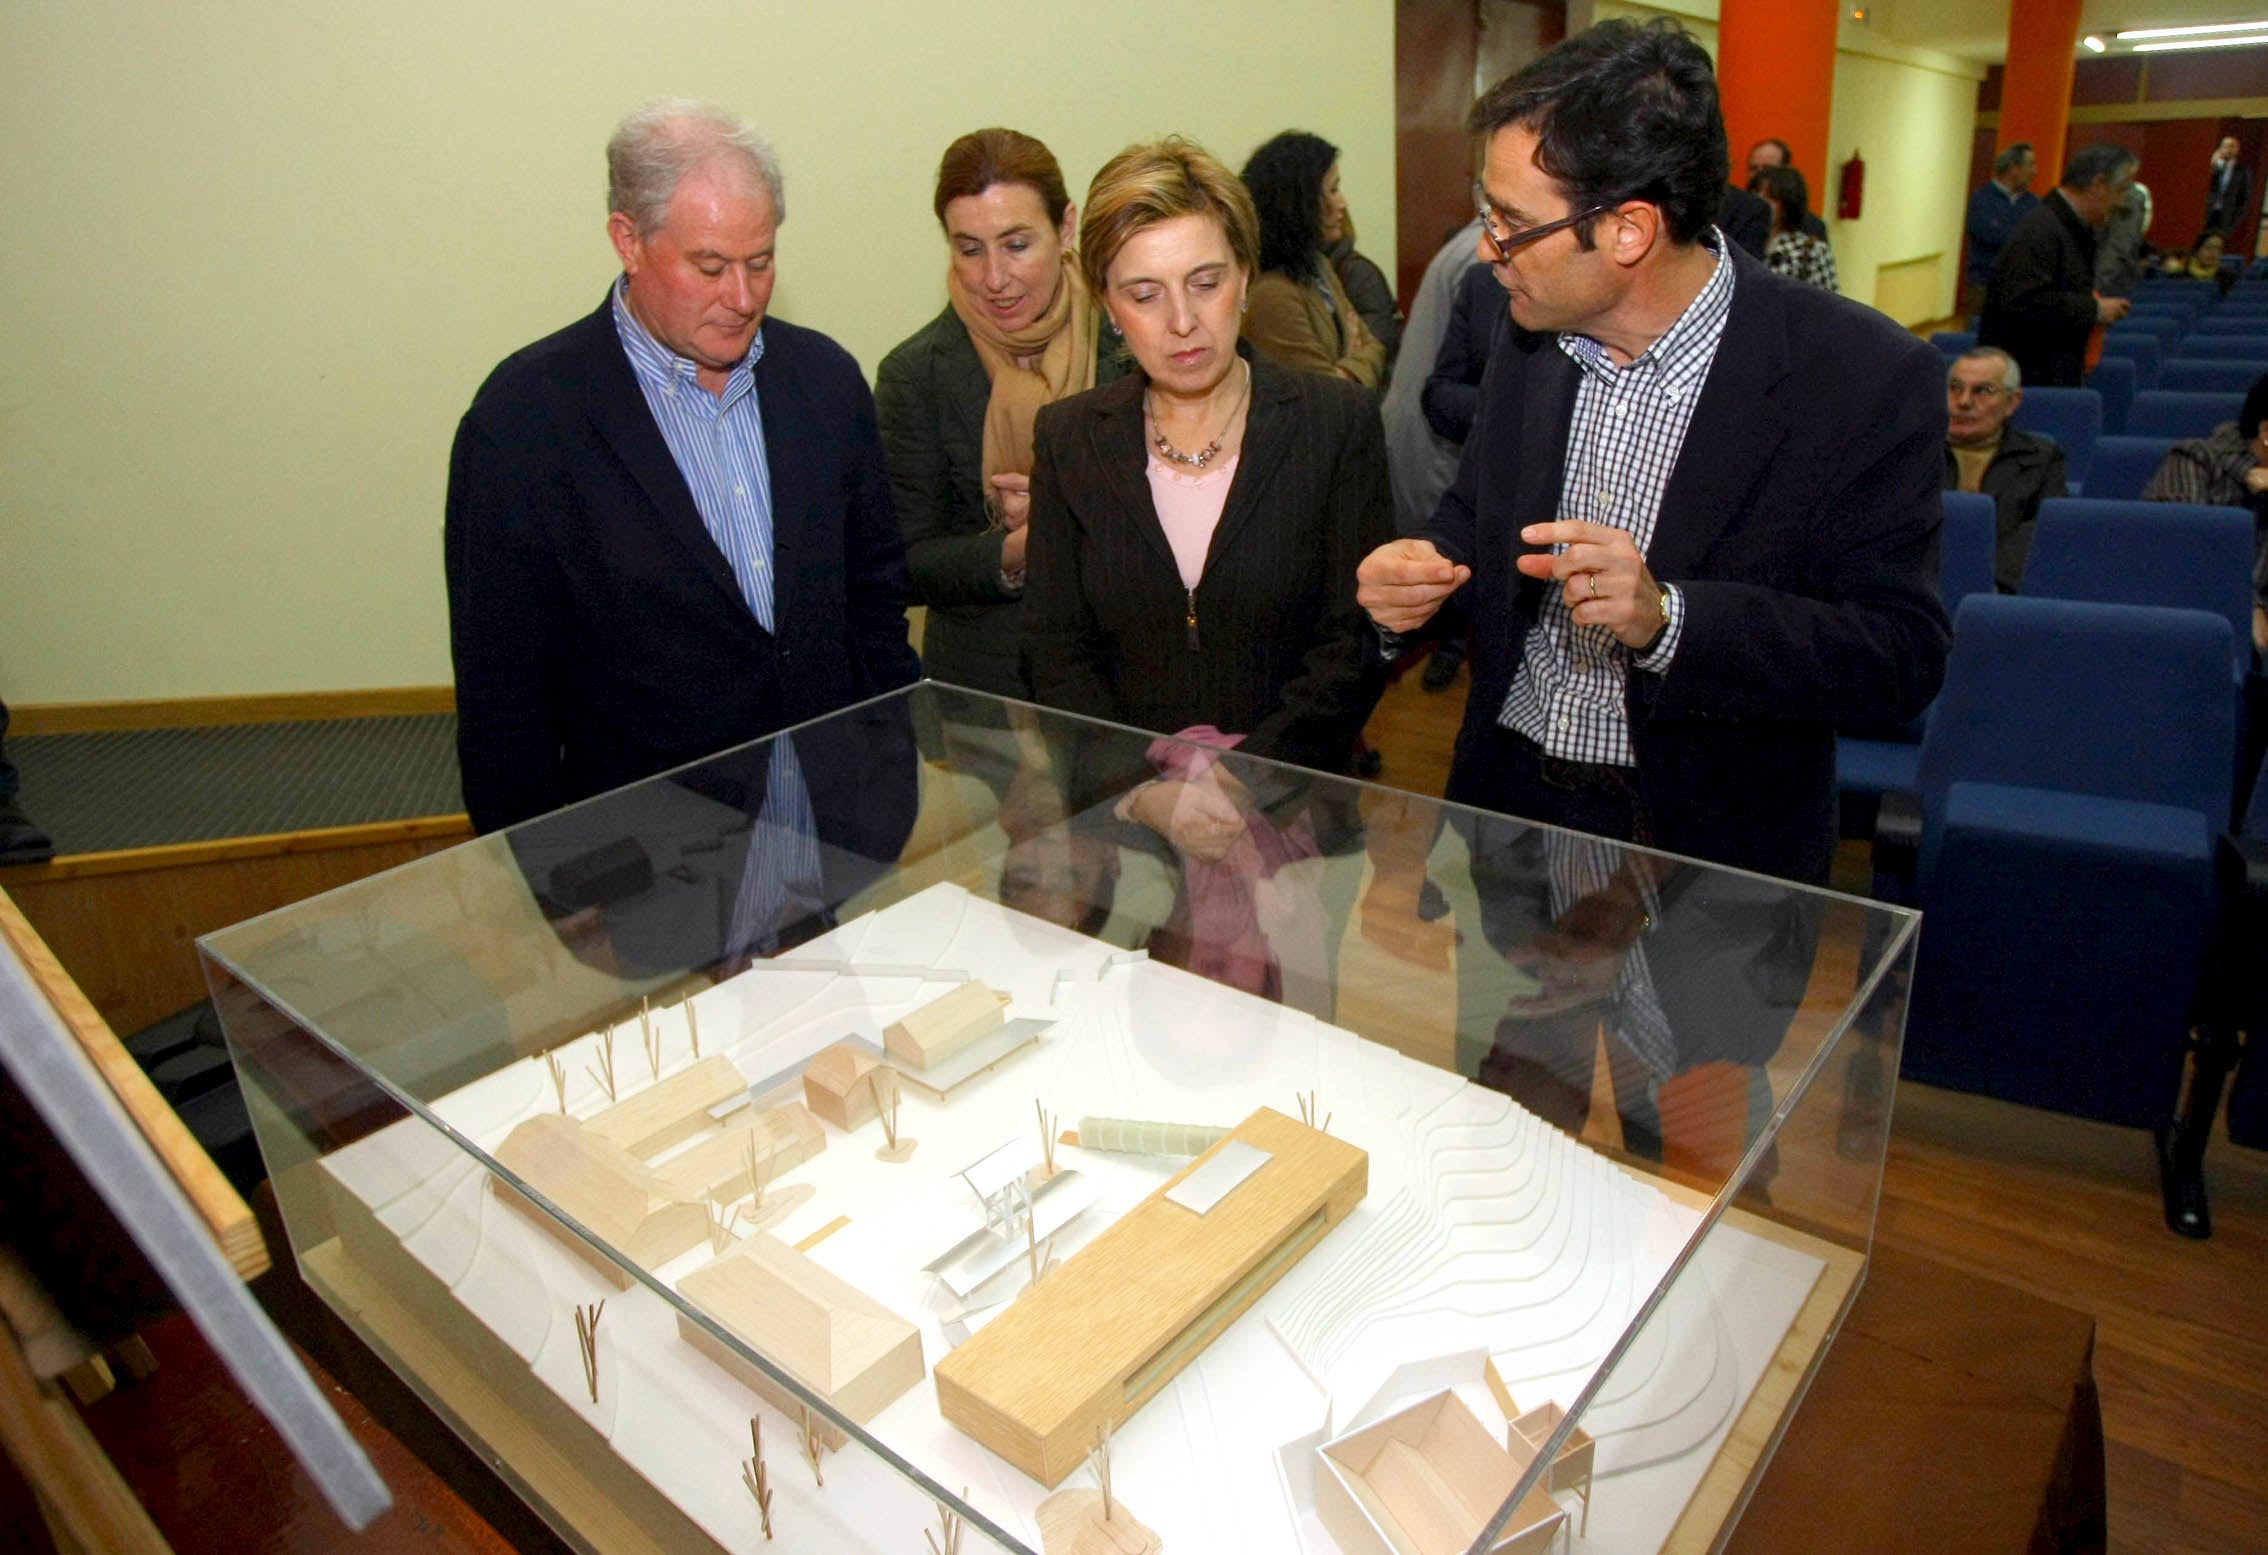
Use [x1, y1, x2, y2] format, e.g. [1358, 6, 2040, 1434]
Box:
[1474, 181, 1613, 260]
[1946, 381, 2009, 402]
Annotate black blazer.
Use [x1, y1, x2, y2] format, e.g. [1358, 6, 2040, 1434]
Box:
[1941, 426, 2068, 591]
[445, 295, 923, 834]
[1979, 192, 2099, 388]
[1424, 244, 1951, 885]
[2207, 160, 2253, 235]
[1422, 262, 1504, 444]
[1022, 349, 1392, 776]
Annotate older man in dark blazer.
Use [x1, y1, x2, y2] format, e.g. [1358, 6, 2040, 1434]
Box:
[1979, 142, 2138, 388]
[1359, 21, 1949, 886]
[446, 101, 920, 835]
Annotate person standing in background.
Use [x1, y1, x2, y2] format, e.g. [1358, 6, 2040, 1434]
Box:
[1964, 143, 2039, 319]
[1324, 209, 1404, 381]
[2205, 136, 2252, 241]
[2094, 179, 2152, 298]
[876, 128, 1128, 698]
[1240, 132, 1389, 386]
[1979, 142, 2137, 388]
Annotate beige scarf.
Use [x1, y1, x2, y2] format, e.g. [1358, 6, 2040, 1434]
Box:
[947, 252, 1101, 502]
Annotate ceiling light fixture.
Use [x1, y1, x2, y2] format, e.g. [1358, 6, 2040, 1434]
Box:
[2082, 34, 2106, 50]
[2114, 20, 2268, 40]
[2131, 33, 2268, 49]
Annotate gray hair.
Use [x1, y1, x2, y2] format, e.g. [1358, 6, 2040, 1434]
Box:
[1955, 345, 2021, 391]
[607, 98, 784, 235]
[1993, 142, 2034, 176]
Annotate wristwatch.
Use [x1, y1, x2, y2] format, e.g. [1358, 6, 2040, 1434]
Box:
[1638, 581, 1672, 655]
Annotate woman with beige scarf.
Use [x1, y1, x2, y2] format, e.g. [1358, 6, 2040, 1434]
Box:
[876, 128, 1128, 696]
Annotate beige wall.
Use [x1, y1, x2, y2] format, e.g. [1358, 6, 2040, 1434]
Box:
[1589, 0, 1984, 323]
[0, 1, 1393, 704]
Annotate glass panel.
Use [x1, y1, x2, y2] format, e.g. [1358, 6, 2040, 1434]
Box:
[202, 682, 1916, 1555]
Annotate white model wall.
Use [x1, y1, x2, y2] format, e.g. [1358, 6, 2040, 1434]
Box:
[0, 1, 1394, 704]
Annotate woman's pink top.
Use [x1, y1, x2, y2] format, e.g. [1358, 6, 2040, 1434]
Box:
[1145, 451, 1238, 589]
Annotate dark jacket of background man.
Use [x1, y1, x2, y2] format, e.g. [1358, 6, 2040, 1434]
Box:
[1979, 192, 2101, 388]
[1941, 427, 2067, 591]
[2206, 146, 2252, 238]
[446, 301, 922, 834]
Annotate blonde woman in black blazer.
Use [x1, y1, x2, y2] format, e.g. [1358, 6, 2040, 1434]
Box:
[1022, 138, 1391, 838]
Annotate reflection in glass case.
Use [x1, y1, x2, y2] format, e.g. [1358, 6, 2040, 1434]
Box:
[200, 683, 1915, 1555]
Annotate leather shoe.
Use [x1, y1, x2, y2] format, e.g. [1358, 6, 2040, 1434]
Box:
[0, 796, 54, 865]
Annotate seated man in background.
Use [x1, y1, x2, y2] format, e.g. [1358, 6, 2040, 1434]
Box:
[1943, 347, 2066, 592]
[446, 99, 920, 835]
[2142, 371, 2268, 653]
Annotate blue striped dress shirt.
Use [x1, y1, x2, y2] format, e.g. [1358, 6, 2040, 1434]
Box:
[611, 280, 778, 632]
[612, 280, 819, 947]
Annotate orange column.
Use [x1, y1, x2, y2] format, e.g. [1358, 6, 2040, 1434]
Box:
[1717, 0, 1839, 192]
[1997, 0, 2082, 179]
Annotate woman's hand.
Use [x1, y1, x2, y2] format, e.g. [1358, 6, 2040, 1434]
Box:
[1130, 774, 1248, 864]
[991, 472, 1033, 530]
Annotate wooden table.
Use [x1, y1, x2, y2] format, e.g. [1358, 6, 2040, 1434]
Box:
[1726, 1241, 2107, 1554]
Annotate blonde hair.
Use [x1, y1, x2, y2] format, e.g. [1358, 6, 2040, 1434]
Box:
[1078, 137, 1259, 300]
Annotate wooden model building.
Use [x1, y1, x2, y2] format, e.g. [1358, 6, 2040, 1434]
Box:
[676, 1231, 925, 1448]
[1316, 1390, 1566, 1555]
[801, 1041, 886, 1131]
[584, 1054, 747, 1158]
[934, 1107, 1365, 1486]
[883, 981, 1007, 1070]
[1506, 1400, 1593, 1536]
[654, 1102, 824, 1204]
[492, 1114, 709, 1288]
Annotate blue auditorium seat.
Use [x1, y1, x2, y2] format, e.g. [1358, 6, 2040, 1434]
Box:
[2097, 332, 2162, 389]
[2159, 359, 2268, 395]
[1889, 596, 2234, 1147]
[2009, 386, 2101, 489]
[2127, 391, 2245, 439]
[2085, 355, 2135, 434]
[2080, 435, 2178, 502]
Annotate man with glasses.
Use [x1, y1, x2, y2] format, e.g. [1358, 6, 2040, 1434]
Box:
[1357, 19, 1949, 887]
[1944, 347, 2065, 591]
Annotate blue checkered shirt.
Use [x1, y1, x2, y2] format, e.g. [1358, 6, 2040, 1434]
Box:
[1500, 232, 1734, 767]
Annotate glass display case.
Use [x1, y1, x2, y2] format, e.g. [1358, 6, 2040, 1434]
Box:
[200, 682, 1916, 1555]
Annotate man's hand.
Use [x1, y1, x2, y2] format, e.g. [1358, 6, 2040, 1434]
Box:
[1358, 538, 1472, 634]
[1516, 520, 1668, 649]
[2096, 295, 2132, 323]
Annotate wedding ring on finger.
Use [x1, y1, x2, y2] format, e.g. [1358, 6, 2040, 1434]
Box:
[1587, 572, 1602, 600]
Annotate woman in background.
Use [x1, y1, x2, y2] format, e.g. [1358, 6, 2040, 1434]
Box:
[1749, 165, 1838, 293]
[1022, 137, 1391, 848]
[876, 128, 1126, 696]
[1238, 131, 1387, 386]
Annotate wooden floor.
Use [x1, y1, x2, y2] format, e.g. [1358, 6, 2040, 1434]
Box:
[1360, 664, 2268, 1555]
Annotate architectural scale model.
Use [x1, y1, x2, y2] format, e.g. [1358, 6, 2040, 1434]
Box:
[297, 880, 1835, 1555]
[886, 980, 1009, 1069]
[936, 1108, 1367, 1486]
[677, 1231, 925, 1446]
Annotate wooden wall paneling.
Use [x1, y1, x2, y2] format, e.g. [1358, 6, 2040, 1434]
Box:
[0, 821, 472, 1038]
[9, 688, 456, 735]
[1396, 0, 1483, 312]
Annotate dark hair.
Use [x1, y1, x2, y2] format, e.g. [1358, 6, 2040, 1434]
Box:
[1240, 131, 1338, 282]
[933, 127, 1071, 230]
[2061, 141, 2138, 191]
[1748, 164, 1810, 231]
[1752, 137, 1794, 167]
[1993, 141, 2034, 176]
[2243, 373, 2268, 441]
[1466, 18, 1727, 247]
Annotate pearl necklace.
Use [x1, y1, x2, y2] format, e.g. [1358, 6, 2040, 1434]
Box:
[1148, 360, 1250, 470]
